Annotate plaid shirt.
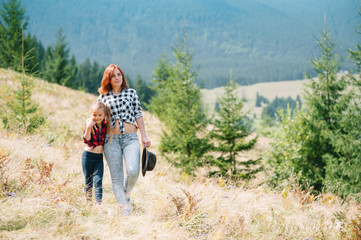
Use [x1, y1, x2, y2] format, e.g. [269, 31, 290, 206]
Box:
[97, 88, 142, 134]
[83, 121, 107, 149]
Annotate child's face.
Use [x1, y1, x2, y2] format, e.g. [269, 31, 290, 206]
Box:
[91, 108, 105, 126]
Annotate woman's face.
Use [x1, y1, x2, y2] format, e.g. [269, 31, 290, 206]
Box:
[110, 68, 123, 90]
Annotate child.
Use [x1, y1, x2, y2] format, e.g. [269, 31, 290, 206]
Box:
[82, 102, 112, 205]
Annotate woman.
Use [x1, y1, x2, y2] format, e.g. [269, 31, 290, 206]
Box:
[97, 64, 151, 215]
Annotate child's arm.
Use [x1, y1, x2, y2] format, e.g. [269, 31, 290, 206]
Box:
[83, 118, 96, 141]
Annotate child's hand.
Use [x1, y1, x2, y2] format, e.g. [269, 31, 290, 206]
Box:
[83, 118, 96, 140]
[86, 118, 96, 128]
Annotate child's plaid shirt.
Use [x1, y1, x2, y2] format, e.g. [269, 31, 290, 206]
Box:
[83, 121, 107, 149]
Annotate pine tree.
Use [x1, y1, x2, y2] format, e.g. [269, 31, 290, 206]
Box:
[148, 34, 209, 174]
[302, 22, 347, 190]
[42, 27, 72, 85]
[321, 13, 361, 196]
[0, 0, 27, 69]
[209, 73, 259, 179]
[265, 21, 348, 192]
[0, 29, 45, 133]
[323, 85, 361, 196]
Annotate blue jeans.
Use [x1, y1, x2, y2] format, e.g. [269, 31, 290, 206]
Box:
[104, 133, 140, 214]
[81, 151, 104, 203]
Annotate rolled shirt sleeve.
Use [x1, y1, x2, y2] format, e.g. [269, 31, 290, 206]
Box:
[132, 89, 143, 119]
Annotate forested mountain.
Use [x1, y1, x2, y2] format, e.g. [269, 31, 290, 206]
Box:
[23, 0, 360, 88]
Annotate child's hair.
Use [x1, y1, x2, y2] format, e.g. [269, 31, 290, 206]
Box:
[90, 102, 113, 143]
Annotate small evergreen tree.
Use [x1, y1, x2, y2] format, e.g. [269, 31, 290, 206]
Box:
[148, 34, 209, 174]
[264, 105, 310, 187]
[0, 30, 45, 133]
[209, 76, 259, 179]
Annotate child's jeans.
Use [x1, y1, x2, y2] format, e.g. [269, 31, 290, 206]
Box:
[81, 151, 104, 203]
[104, 133, 140, 213]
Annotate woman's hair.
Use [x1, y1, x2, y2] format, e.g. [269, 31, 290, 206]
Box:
[98, 64, 129, 95]
[90, 102, 113, 143]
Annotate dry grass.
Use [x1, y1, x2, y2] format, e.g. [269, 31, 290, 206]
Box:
[0, 68, 360, 239]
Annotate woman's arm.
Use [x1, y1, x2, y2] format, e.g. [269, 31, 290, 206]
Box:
[136, 116, 151, 148]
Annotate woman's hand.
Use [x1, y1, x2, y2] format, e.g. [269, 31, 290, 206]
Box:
[135, 117, 151, 148]
[142, 136, 151, 148]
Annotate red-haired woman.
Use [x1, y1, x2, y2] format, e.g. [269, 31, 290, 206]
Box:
[97, 64, 151, 215]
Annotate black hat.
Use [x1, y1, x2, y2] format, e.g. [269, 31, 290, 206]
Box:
[142, 148, 157, 176]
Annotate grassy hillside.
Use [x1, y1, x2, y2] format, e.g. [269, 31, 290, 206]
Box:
[0, 69, 360, 239]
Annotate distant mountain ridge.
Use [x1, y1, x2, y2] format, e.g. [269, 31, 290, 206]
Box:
[23, 0, 360, 88]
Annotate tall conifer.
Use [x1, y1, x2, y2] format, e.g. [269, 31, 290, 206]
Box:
[266, 20, 349, 192]
[302, 22, 347, 190]
[149, 33, 209, 174]
[0, 0, 27, 69]
[321, 13, 361, 196]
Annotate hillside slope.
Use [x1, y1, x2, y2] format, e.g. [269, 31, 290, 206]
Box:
[0, 69, 359, 239]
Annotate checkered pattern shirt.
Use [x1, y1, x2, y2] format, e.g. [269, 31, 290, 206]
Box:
[83, 121, 107, 149]
[97, 88, 143, 134]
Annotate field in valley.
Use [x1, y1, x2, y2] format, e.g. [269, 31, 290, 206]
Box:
[201, 79, 306, 118]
